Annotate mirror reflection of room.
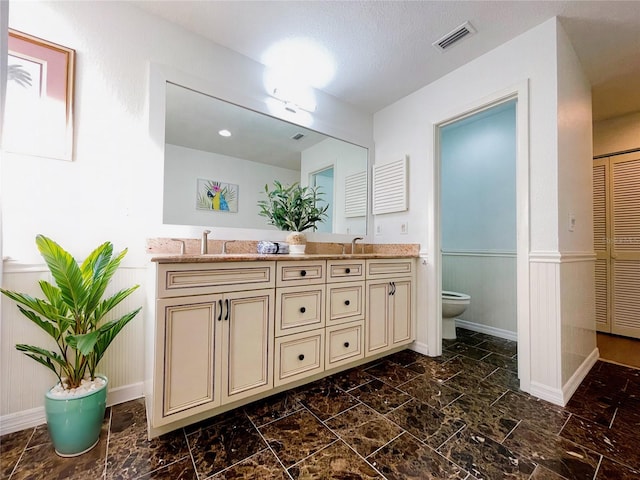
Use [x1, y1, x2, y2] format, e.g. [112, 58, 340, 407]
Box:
[162, 83, 367, 235]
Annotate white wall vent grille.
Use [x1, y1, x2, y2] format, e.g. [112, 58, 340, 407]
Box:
[344, 171, 367, 218]
[433, 21, 476, 51]
[372, 157, 408, 215]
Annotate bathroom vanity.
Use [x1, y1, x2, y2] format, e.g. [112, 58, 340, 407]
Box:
[145, 252, 417, 438]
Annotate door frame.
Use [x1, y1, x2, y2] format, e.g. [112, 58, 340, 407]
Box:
[429, 81, 531, 393]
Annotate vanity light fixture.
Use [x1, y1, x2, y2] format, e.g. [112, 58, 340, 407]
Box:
[218, 129, 232, 137]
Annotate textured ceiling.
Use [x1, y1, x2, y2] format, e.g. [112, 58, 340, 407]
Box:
[135, 1, 640, 121]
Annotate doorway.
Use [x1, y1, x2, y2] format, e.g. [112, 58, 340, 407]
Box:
[430, 84, 530, 393]
[310, 166, 334, 233]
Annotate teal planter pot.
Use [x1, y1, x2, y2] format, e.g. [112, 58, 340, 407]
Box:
[44, 375, 108, 457]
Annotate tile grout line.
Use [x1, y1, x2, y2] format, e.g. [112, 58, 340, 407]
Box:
[247, 410, 294, 480]
[103, 407, 112, 480]
[6, 426, 36, 479]
[182, 425, 202, 480]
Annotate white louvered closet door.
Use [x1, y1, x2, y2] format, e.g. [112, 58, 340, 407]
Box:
[593, 159, 610, 332]
[610, 153, 640, 338]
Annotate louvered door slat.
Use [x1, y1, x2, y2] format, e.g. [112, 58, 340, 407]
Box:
[593, 163, 607, 252]
[611, 260, 640, 337]
[373, 157, 408, 215]
[612, 158, 640, 253]
[594, 259, 609, 332]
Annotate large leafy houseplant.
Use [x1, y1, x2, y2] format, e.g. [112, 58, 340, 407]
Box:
[1, 235, 141, 389]
[0, 235, 141, 455]
[257, 180, 329, 232]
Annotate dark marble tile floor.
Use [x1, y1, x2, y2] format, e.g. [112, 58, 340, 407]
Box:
[2, 327, 639, 479]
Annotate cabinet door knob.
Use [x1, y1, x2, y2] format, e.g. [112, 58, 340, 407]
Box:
[344, 300, 350, 306]
[300, 270, 307, 277]
[300, 306, 306, 313]
[345, 268, 351, 274]
[344, 342, 350, 348]
[298, 354, 305, 361]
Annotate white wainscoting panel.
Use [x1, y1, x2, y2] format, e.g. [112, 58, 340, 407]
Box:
[442, 251, 517, 335]
[0, 265, 147, 431]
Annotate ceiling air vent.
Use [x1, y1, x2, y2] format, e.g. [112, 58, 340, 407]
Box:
[433, 21, 476, 51]
[291, 133, 305, 140]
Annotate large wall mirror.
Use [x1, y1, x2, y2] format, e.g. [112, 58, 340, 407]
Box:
[162, 82, 368, 235]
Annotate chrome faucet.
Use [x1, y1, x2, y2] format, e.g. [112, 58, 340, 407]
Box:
[351, 237, 364, 254]
[201, 230, 211, 254]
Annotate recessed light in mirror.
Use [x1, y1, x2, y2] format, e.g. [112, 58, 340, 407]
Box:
[218, 129, 232, 137]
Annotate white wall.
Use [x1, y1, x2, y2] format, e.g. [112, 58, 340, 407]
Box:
[441, 102, 517, 335]
[556, 22, 597, 387]
[593, 112, 640, 156]
[0, 1, 372, 432]
[374, 18, 595, 404]
[163, 144, 299, 230]
[300, 138, 368, 235]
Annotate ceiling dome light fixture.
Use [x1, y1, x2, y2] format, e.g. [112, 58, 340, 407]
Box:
[218, 129, 232, 137]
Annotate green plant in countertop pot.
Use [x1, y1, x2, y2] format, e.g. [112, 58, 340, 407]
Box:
[0, 235, 141, 456]
[257, 180, 329, 254]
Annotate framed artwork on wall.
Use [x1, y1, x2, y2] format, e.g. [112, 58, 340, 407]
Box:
[196, 179, 239, 213]
[4, 30, 75, 161]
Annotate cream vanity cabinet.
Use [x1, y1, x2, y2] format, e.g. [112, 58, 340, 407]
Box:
[365, 259, 415, 355]
[150, 261, 275, 428]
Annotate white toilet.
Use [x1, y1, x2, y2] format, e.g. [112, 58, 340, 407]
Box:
[442, 291, 471, 340]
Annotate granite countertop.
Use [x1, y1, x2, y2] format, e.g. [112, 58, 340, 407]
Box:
[150, 252, 418, 263]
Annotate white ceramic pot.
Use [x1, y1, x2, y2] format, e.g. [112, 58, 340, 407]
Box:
[286, 232, 307, 255]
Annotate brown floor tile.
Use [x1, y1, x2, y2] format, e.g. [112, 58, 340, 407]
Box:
[211, 448, 290, 479]
[0, 428, 33, 478]
[368, 432, 468, 480]
[504, 422, 601, 480]
[530, 465, 567, 479]
[329, 366, 374, 391]
[385, 349, 425, 367]
[441, 394, 518, 443]
[442, 355, 498, 379]
[244, 391, 303, 427]
[565, 382, 620, 427]
[444, 343, 491, 360]
[399, 375, 461, 409]
[596, 457, 640, 479]
[482, 352, 518, 371]
[364, 359, 420, 386]
[325, 404, 403, 457]
[475, 336, 517, 357]
[438, 428, 535, 479]
[449, 334, 486, 347]
[296, 378, 359, 420]
[350, 379, 411, 414]
[187, 414, 265, 478]
[386, 399, 465, 449]
[485, 367, 521, 390]
[26, 424, 53, 449]
[259, 409, 336, 468]
[109, 398, 147, 439]
[493, 390, 570, 435]
[12, 420, 109, 480]
[136, 457, 198, 480]
[288, 440, 381, 479]
[443, 370, 509, 404]
[405, 355, 463, 380]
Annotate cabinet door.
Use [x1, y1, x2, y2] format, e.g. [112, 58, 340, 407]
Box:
[221, 289, 274, 403]
[391, 279, 413, 346]
[366, 280, 390, 355]
[158, 295, 221, 418]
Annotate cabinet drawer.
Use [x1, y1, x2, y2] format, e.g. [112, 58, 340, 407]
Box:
[275, 330, 325, 387]
[326, 281, 365, 325]
[366, 259, 414, 279]
[326, 321, 364, 369]
[277, 261, 325, 287]
[158, 262, 275, 297]
[276, 285, 325, 336]
[327, 260, 365, 282]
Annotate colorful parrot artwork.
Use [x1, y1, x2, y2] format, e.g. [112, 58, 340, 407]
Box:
[206, 184, 229, 211]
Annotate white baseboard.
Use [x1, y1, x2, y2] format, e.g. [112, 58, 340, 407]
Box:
[455, 319, 517, 341]
[410, 341, 429, 356]
[529, 381, 564, 406]
[562, 348, 599, 404]
[0, 382, 144, 436]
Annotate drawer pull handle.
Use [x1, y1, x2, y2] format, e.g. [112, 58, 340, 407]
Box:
[300, 270, 307, 277]
[225, 299, 230, 321]
[217, 300, 223, 321]
[344, 300, 350, 306]
[298, 354, 305, 361]
[300, 307, 306, 313]
[344, 342, 350, 348]
[345, 268, 351, 274]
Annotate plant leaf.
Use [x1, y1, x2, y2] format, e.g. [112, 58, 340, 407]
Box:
[92, 307, 141, 365]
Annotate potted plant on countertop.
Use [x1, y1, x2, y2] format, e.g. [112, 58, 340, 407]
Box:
[258, 180, 329, 254]
[0, 235, 141, 457]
